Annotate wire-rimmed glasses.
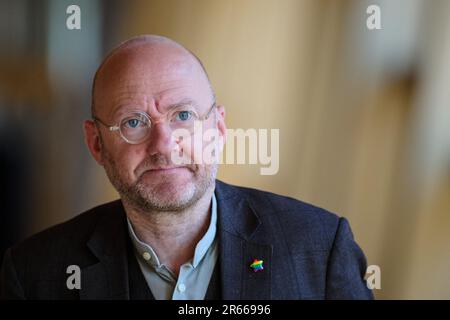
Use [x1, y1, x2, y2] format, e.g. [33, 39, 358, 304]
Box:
[93, 102, 216, 144]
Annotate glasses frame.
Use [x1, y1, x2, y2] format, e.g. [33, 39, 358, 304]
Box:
[93, 102, 217, 144]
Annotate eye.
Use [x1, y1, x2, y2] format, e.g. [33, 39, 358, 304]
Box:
[175, 110, 194, 121]
[124, 118, 144, 128]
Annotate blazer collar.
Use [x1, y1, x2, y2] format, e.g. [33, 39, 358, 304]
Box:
[215, 180, 273, 300]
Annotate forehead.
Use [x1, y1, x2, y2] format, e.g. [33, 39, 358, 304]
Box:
[94, 45, 211, 117]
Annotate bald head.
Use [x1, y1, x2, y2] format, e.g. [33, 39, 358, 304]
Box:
[91, 35, 215, 118]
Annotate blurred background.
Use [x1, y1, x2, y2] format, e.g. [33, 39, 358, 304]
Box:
[1, 0, 449, 299]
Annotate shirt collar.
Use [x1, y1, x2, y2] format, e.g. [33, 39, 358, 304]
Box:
[127, 192, 218, 270]
[192, 192, 217, 267]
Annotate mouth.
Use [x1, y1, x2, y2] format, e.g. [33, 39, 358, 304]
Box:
[143, 166, 188, 174]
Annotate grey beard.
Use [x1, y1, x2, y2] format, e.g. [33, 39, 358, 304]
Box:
[101, 149, 217, 213]
[120, 165, 216, 213]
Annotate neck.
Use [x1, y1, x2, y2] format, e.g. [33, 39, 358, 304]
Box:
[124, 185, 215, 275]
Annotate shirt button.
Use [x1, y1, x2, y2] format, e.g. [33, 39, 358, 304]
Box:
[142, 252, 151, 261]
[178, 283, 186, 293]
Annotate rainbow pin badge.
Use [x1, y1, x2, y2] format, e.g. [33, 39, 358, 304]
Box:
[250, 259, 264, 272]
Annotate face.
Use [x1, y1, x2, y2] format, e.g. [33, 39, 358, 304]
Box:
[84, 43, 226, 212]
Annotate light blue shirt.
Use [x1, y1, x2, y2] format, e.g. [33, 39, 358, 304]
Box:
[127, 193, 218, 300]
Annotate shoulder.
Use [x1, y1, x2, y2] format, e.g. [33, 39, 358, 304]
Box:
[216, 180, 344, 250]
[5, 200, 123, 268]
[215, 181, 371, 299]
[216, 179, 340, 227]
[1, 200, 124, 299]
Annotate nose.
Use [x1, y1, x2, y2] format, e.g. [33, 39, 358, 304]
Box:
[144, 122, 178, 157]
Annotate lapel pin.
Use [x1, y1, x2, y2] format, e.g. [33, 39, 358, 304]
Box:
[250, 259, 264, 272]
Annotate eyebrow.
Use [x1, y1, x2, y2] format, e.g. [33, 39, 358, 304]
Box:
[165, 99, 200, 111]
[111, 98, 201, 120]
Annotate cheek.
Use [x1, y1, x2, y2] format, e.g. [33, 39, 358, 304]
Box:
[174, 127, 221, 165]
[171, 122, 221, 166]
[113, 145, 147, 178]
[175, 134, 205, 164]
[171, 131, 194, 164]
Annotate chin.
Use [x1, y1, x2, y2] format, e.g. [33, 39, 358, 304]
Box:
[146, 173, 193, 190]
[142, 185, 197, 212]
[139, 176, 197, 203]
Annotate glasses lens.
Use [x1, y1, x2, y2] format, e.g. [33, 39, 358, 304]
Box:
[120, 113, 150, 143]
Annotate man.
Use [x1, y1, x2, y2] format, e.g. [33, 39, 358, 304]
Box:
[0, 35, 373, 300]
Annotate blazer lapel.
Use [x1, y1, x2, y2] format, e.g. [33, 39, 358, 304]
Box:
[215, 181, 273, 300]
[80, 200, 130, 300]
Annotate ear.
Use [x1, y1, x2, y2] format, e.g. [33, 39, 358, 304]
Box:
[215, 104, 227, 147]
[84, 120, 105, 166]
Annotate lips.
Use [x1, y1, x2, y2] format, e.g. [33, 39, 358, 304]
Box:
[147, 166, 184, 171]
[142, 166, 188, 176]
[137, 164, 194, 179]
